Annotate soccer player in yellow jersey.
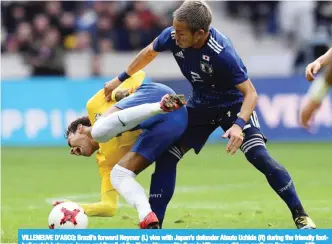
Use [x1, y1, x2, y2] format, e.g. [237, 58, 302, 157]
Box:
[58, 71, 187, 229]
[54, 71, 145, 217]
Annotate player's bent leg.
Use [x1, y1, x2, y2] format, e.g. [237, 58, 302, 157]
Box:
[134, 111, 187, 228]
[92, 103, 165, 143]
[92, 95, 186, 143]
[241, 134, 316, 229]
[111, 153, 159, 229]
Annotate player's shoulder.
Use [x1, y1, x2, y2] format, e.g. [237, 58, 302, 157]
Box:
[86, 89, 113, 116]
[86, 89, 104, 111]
[164, 26, 175, 38]
[159, 26, 175, 43]
[154, 26, 177, 52]
[206, 26, 232, 55]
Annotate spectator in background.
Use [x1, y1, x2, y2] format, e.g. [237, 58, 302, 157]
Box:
[5, 4, 26, 34]
[278, 1, 315, 48]
[16, 22, 33, 53]
[74, 31, 92, 51]
[75, 2, 97, 32]
[45, 1, 62, 30]
[27, 27, 65, 76]
[33, 14, 50, 41]
[60, 12, 76, 49]
[248, 1, 278, 37]
[315, 2, 332, 37]
[91, 14, 116, 76]
[92, 15, 115, 53]
[1, 1, 176, 76]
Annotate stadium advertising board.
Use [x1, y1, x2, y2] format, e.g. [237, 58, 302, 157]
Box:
[1, 76, 331, 146]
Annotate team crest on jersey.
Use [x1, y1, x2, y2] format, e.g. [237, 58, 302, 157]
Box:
[200, 61, 213, 75]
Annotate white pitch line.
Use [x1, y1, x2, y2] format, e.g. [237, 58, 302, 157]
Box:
[43, 183, 260, 204]
[2, 184, 331, 212]
[2, 200, 332, 213]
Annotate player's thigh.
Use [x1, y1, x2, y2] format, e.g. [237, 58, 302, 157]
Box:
[179, 124, 217, 154]
[219, 104, 267, 152]
[131, 118, 187, 164]
[117, 152, 151, 175]
[179, 106, 219, 154]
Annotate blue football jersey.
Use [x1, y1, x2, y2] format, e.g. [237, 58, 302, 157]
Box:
[153, 26, 249, 108]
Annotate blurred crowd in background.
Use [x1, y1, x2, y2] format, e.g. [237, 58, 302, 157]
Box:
[1, 1, 180, 75]
[1, 1, 332, 76]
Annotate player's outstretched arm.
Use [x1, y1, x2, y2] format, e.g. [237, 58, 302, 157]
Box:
[104, 42, 159, 101]
[306, 48, 332, 81]
[235, 80, 258, 123]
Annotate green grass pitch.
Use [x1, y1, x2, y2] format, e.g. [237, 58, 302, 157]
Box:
[1, 143, 331, 242]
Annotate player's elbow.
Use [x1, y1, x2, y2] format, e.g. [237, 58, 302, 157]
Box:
[145, 43, 158, 58]
[245, 89, 259, 106]
[252, 91, 259, 105]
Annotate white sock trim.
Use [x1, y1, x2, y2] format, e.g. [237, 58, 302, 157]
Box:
[113, 164, 136, 178]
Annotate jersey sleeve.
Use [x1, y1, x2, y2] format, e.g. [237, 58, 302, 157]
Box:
[111, 70, 145, 101]
[217, 48, 249, 85]
[153, 26, 174, 52]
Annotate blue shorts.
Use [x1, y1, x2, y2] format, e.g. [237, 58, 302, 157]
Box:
[115, 83, 188, 162]
[180, 102, 267, 154]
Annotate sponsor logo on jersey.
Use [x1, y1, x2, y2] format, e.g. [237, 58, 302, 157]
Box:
[175, 51, 184, 59]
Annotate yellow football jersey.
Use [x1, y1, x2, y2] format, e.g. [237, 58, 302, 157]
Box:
[86, 71, 145, 195]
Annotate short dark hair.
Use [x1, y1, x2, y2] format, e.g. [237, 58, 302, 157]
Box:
[173, 0, 212, 33]
[65, 116, 91, 139]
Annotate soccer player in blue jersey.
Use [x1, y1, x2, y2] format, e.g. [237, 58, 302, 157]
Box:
[104, 1, 316, 229]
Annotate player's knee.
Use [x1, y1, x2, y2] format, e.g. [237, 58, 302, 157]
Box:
[240, 134, 266, 155]
[166, 145, 183, 163]
[244, 143, 285, 175]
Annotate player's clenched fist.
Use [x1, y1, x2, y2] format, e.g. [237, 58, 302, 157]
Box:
[222, 124, 244, 155]
[104, 77, 122, 101]
[305, 61, 321, 82]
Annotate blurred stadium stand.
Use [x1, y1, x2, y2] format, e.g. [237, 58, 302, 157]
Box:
[1, 1, 331, 79]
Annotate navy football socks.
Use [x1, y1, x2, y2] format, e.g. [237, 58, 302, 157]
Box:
[149, 149, 181, 227]
[244, 145, 307, 219]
